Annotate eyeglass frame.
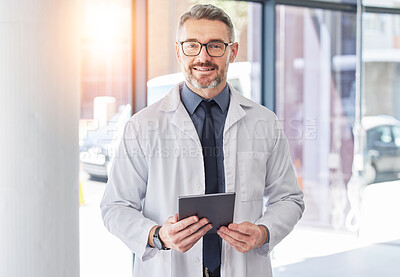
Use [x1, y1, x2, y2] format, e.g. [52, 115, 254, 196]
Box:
[178, 41, 234, 57]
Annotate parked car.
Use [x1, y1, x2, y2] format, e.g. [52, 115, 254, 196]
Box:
[80, 104, 132, 180]
[362, 115, 400, 183]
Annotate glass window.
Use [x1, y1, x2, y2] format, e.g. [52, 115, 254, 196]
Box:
[392, 126, 400, 146]
[79, 0, 132, 178]
[310, 0, 356, 3]
[375, 126, 393, 143]
[79, 0, 133, 276]
[308, 0, 400, 6]
[363, 13, 400, 119]
[147, 0, 262, 105]
[80, 0, 132, 119]
[363, 0, 400, 8]
[276, 5, 357, 228]
[361, 11, 400, 190]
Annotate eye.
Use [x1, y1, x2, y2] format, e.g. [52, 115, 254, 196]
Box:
[184, 42, 199, 49]
[208, 43, 223, 49]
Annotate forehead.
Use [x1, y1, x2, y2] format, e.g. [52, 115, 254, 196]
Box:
[178, 19, 230, 42]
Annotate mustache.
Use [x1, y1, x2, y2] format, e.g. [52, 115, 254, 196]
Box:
[190, 62, 219, 70]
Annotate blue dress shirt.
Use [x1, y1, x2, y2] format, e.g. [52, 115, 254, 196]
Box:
[180, 83, 230, 193]
[180, 83, 270, 244]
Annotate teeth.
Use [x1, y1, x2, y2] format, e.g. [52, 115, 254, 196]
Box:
[195, 68, 214, 71]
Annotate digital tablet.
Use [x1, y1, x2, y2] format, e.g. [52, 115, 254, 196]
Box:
[178, 192, 235, 234]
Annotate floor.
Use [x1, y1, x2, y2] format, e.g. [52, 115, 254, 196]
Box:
[272, 180, 400, 277]
[272, 229, 400, 277]
[79, 173, 132, 277]
[79, 171, 400, 277]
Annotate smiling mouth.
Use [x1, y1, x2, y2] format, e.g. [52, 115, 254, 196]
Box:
[193, 67, 216, 72]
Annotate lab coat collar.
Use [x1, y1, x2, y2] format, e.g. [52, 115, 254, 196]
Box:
[160, 81, 253, 112]
[161, 82, 200, 146]
[160, 81, 254, 144]
[223, 83, 253, 135]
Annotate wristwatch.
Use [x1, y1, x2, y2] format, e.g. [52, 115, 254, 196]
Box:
[153, 226, 170, 250]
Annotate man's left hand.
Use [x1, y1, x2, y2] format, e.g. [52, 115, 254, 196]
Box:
[217, 222, 268, 253]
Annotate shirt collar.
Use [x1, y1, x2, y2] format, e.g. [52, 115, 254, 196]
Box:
[180, 82, 230, 115]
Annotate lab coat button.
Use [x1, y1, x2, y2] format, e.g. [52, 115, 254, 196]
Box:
[197, 185, 202, 191]
[195, 257, 200, 264]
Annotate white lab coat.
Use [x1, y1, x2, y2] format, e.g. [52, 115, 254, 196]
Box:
[101, 82, 304, 277]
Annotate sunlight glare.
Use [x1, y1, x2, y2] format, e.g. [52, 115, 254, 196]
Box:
[82, 1, 128, 55]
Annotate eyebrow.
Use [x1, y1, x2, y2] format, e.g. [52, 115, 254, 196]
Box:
[182, 38, 226, 43]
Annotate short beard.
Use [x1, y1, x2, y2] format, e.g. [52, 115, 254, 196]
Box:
[188, 74, 222, 89]
[184, 61, 226, 89]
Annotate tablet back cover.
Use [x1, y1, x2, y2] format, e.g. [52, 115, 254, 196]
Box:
[178, 192, 235, 234]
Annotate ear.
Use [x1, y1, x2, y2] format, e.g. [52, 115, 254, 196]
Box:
[175, 41, 182, 64]
[229, 42, 239, 63]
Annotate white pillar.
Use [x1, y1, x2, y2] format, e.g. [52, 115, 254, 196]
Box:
[0, 1, 80, 277]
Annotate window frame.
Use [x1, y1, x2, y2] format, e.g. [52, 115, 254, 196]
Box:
[132, 0, 400, 114]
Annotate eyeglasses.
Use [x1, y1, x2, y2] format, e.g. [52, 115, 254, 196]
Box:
[179, 41, 234, 57]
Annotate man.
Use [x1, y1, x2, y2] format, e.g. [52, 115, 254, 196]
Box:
[101, 4, 304, 277]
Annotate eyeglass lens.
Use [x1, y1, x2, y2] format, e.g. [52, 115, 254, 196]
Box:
[182, 42, 226, 57]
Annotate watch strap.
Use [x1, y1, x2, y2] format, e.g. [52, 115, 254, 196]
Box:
[154, 226, 170, 250]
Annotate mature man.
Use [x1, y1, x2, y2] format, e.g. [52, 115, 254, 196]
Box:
[101, 4, 304, 277]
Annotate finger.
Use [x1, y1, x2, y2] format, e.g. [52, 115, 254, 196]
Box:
[228, 222, 256, 236]
[220, 226, 250, 243]
[174, 237, 201, 253]
[179, 241, 196, 253]
[178, 221, 212, 252]
[217, 229, 248, 253]
[178, 222, 213, 249]
[176, 219, 211, 245]
[223, 224, 261, 249]
[175, 218, 210, 241]
[172, 215, 199, 232]
[166, 215, 178, 224]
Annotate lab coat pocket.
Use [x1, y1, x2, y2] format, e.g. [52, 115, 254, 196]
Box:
[237, 151, 271, 202]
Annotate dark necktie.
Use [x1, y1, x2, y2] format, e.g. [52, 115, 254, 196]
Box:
[200, 100, 221, 272]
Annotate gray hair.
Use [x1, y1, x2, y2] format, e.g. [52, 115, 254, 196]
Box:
[177, 4, 235, 42]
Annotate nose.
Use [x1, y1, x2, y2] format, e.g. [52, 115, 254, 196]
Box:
[196, 44, 212, 62]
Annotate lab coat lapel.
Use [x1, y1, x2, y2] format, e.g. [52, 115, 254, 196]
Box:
[159, 82, 252, 152]
[223, 85, 252, 195]
[170, 104, 201, 146]
[224, 85, 248, 135]
[160, 82, 201, 147]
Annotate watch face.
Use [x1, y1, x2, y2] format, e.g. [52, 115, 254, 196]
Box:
[153, 237, 163, 250]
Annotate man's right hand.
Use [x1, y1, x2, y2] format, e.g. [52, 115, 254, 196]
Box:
[151, 213, 212, 253]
